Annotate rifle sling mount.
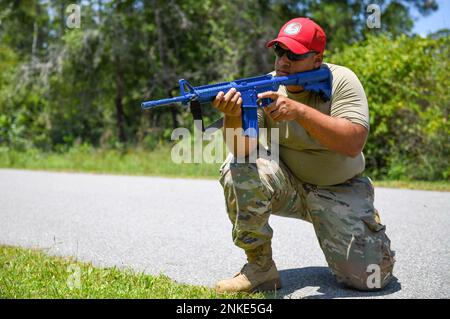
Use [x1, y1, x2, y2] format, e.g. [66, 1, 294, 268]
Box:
[189, 100, 224, 132]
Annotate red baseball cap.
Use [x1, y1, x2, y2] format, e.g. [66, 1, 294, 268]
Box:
[266, 17, 326, 54]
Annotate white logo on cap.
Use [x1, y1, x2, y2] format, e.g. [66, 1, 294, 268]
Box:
[284, 22, 302, 35]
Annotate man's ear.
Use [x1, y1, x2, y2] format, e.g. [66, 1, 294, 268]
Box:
[313, 53, 323, 68]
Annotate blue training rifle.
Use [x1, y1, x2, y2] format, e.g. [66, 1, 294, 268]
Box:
[141, 66, 332, 137]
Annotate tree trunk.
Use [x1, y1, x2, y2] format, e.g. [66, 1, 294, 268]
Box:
[31, 2, 39, 63]
[153, 0, 179, 129]
[114, 59, 126, 144]
[97, 0, 103, 24]
[171, 108, 178, 130]
[59, 1, 65, 37]
[112, 2, 127, 144]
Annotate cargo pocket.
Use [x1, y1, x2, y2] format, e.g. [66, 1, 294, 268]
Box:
[361, 212, 385, 233]
[360, 212, 396, 289]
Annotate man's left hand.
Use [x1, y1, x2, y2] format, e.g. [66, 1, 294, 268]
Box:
[258, 91, 303, 122]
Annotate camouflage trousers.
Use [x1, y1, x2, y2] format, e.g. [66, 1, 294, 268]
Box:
[219, 153, 396, 291]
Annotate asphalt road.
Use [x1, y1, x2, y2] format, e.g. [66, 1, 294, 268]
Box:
[1, 169, 449, 299]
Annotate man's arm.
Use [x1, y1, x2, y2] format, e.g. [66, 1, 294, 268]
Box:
[223, 114, 258, 157]
[213, 88, 257, 157]
[295, 103, 368, 158]
[258, 91, 368, 158]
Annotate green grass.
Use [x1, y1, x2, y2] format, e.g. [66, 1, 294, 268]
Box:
[0, 144, 223, 179]
[0, 246, 266, 299]
[373, 180, 450, 192]
[0, 146, 448, 191]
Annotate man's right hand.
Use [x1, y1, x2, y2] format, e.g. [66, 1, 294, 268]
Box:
[214, 88, 256, 157]
[212, 88, 242, 117]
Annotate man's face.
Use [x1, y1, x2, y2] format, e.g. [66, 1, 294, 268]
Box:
[274, 43, 323, 76]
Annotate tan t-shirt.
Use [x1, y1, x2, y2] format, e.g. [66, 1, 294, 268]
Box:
[259, 63, 369, 186]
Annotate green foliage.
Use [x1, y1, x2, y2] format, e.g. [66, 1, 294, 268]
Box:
[330, 34, 449, 180]
[0, 0, 446, 181]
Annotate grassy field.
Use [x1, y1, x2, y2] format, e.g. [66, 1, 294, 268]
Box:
[0, 145, 448, 191]
[0, 246, 266, 299]
[0, 145, 222, 179]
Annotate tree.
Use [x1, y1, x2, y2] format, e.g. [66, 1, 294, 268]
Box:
[0, 0, 443, 168]
[330, 34, 449, 180]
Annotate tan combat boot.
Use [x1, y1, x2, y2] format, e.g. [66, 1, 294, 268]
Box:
[215, 243, 281, 293]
